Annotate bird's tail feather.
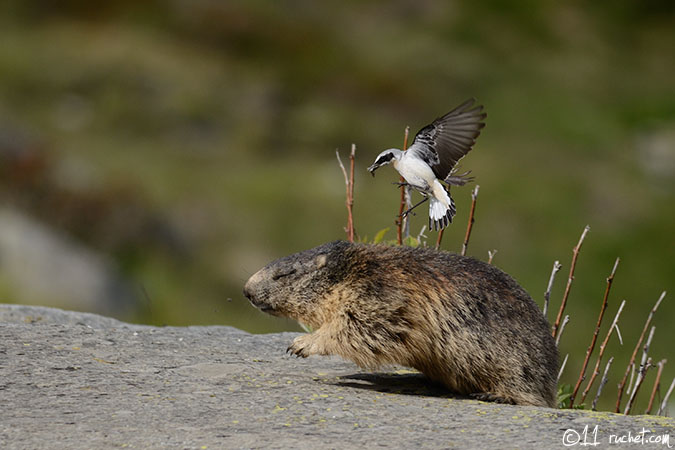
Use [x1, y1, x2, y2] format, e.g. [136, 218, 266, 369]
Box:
[428, 195, 456, 231]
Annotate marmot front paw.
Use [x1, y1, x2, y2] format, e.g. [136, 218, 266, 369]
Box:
[286, 335, 314, 358]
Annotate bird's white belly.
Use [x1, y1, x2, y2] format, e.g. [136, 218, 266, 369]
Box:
[394, 156, 436, 193]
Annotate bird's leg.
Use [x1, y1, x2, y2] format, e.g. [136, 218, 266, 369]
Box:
[399, 197, 428, 218]
[392, 181, 409, 188]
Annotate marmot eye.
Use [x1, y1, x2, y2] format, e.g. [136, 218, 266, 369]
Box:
[272, 269, 296, 281]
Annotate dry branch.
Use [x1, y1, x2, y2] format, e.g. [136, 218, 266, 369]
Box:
[626, 363, 636, 404]
[487, 249, 497, 265]
[435, 228, 444, 251]
[580, 299, 626, 404]
[396, 126, 410, 245]
[640, 326, 656, 373]
[569, 257, 619, 408]
[543, 260, 562, 318]
[460, 185, 479, 256]
[557, 353, 569, 384]
[614, 323, 623, 345]
[657, 377, 675, 416]
[336, 144, 356, 242]
[592, 356, 614, 411]
[646, 359, 667, 415]
[624, 357, 653, 415]
[615, 291, 666, 413]
[624, 325, 656, 414]
[552, 225, 590, 338]
[555, 315, 570, 347]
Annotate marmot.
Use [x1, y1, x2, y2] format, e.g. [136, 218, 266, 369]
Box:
[243, 241, 559, 407]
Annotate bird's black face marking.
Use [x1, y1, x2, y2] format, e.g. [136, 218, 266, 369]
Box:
[375, 152, 395, 165]
[367, 151, 395, 176]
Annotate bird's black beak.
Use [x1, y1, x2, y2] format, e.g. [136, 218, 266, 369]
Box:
[367, 164, 378, 177]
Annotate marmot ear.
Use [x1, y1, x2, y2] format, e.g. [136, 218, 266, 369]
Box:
[315, 254, 328, 269]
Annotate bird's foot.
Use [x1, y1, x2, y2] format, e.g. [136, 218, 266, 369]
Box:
[399, 209, 416, 219]
[398, 197, 429, 218]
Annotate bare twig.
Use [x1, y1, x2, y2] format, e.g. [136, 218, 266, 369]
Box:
[614, 323, 623, 345]
[435, 228, 444, 251]
[624, 325, 657, 414]
[646, 359, 666, 415]
[615, 291, 666, 413]
[557, 353, 569, 384]
[396, 126, 410, 245]
[402, 185, 412, 240]
[640, 326, 656, 373]
[555, 315, 570, 346]
[460, 185, 479, 256]
[570, 257, 619, 408]
[624, 357, 653, 415]
[580, 299, 626, 404]
[543, 260, 562, 318]
[552, 225, 590, 338]
[592, 356, 614, 411]
[337, 150, 347, 180]
[349, 144, 355, 202]
[416, 225, 427, 246]
[487, 249, 497, 265]
[336, 145, 357, 242]
[657, 377, 675, 416]
[626, 363, 636, 404]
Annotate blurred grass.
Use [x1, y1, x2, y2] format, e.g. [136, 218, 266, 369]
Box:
[0, 1, 673, 412]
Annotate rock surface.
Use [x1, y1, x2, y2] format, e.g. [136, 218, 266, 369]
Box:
[1, 304, 673, 449]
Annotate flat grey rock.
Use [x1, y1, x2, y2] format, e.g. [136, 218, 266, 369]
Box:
[1, 304, 673, 449]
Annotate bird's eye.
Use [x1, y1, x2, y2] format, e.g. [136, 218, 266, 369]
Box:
[272, 269, 296, 281]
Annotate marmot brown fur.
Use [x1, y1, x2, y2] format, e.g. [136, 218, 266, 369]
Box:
[243, 241, 559, 407]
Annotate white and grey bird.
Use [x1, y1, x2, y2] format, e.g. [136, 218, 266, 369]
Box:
[367, 98, 486, 231]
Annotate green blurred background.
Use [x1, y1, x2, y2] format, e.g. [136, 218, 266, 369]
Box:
[0, 1, 673, 412]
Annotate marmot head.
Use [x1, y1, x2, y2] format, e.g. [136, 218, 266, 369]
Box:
[243, 240, 351, 327]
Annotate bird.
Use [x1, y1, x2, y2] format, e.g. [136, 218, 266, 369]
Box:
[367, 98, 486, 231]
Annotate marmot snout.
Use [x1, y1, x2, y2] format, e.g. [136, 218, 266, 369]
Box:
[244, 240, 559, 408]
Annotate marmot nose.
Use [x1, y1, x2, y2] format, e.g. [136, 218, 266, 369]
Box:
[242, 283, 253, 300]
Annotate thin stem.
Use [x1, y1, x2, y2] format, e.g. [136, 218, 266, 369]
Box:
[416, 225, 427, 245]
[396, 126, 410, 245]
[336, 145, 356, 242]
[570, 257, 619, 408]
[487, 249, 497, 265]
[435, 229, 444, 250]
[552, 225, 590, 338]
[591, 356, 614, 411]
[557, 353, 569, 384]
[580, 299, 626, 404]
[460, 185, 479, 256]
[626, 363, 636, 405]
[640, 326, 656, 373]
[645, 359, 666, 415]
[624, 326, 656, 414]
[615, 291, 666, 413]
[624, 357, 653, 415]
[555, 315, 570, 347]
[543, 260, 562, 318]
[657, 377, 675, 416]
[349, 144, 356, 241]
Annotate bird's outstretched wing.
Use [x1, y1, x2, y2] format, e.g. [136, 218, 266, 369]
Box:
[408, 98, 486, 182]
